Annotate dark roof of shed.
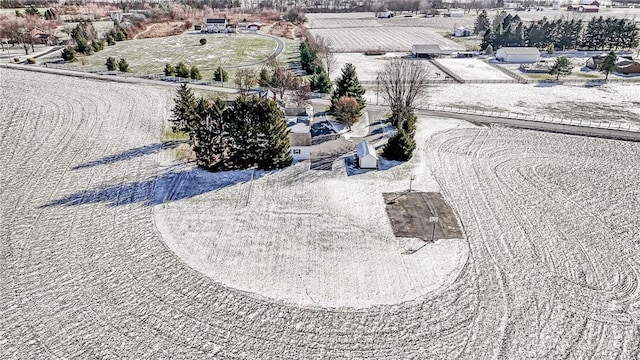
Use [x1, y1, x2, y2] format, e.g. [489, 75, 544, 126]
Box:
[284, 107, 308, 117]
[206, 18, 226, 23]
[289, 132, 311, 147]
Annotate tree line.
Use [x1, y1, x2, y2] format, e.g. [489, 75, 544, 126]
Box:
[171, 84, 292, 171]
[479, 11, 639, 51]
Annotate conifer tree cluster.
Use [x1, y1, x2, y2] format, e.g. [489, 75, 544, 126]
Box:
[70, 21, 105, 55]
[171, 85, 292, 171]
[164, 62, 202, 80]
[299, 38, 333, 93]
[480, 14, 638, 51]
[330, 63, 365, 114]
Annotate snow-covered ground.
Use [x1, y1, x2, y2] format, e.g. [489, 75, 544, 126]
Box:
[437, 58, 515, 81]
[310, 27, 466, 52]
[332, 52, 440, 82]
[155, 114, 471, 308]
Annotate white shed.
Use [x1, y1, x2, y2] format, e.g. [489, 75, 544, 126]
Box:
[495, 47, 540, 63]
[356, 140, 378, 169]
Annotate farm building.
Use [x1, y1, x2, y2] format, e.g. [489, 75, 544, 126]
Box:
[495, 47, 540, 63]
[616, 61, 640, 74]
[449, 9, 464, 17]
[567, 4, 599, 12]
[206, 17, 227, 33]
[377, 11, 394, 18]
[356, 140, 378, 169]
[247, 22, 262, 30]
[411, 44, 451, 58]
[453, 27, 472, 37]
[586, 54, 634, 69]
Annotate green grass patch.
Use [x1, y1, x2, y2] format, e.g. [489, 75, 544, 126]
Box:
[52, 33, 277, 79]
[164, 129, 190, 141]
[526, 73, 555, 80]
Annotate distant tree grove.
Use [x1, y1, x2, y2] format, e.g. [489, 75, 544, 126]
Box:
[171, 84, 292, 171]
[481, 13, 639, 51]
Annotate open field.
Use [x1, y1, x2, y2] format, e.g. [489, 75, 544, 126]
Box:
[2, 67, 640, 358]
[311, 26, 466, 52]
[437, 58, 515, 80]
[39, 32, 277, 78]
[331, 52, 441, 81]
[498, 57, 640, 81]
[305, 12, 475, 31]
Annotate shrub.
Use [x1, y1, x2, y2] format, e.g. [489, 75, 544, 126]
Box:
[164, 63, 175, 76]
[118, 58, 129, 72]
[61, 47, 77, 62]
[105, 57, 117, 71]
[175, 62, 189, 78]
[190, 65, 202, 80]
[213, 66, 229, 82]
[27, 58, 36, 64]
[199, 38, 207, 45]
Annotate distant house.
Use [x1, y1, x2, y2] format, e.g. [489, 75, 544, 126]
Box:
[377, 11, 394, 18]
[284, 107, 312, 162]
[453, 27, 472, 37]
[356, 140, 378, 169]
[495, 47, 540, 63]
[586, 54, 634, 70]
[411, 44, 451, 58]
[581, 0, 599, 5]
[194, 24, 202, 31]
[206, 17, 227, 33]
[567, 4, 599, 12]
[247, 22, 262, 31]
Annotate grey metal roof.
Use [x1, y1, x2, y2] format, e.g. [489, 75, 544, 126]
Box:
[497, 47, 541, 55]
[206, 18, 226, 23]
[412, 44, 442, 54]
[289, 132, 311, 147]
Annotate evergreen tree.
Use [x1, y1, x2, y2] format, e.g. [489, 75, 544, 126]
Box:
[254, 99, 292, 169]
[164, 63, 175, 76]
[549, 56, 574, 81]
[107, 34, 116, 46]
[310, 70, 332, 93]
[383, 129, 416, 161]
[25, 5, 40, 16]
[190, 65, 202, 80]
[118, 58, 129, 72]
[71, 21, 97, 42]
[474, 10, 490, 34]
[299, 40, 319, 75]
[171, 84, 198, 134]
[225, 96, 255, 168]
[330, 63, 365, 113]
[105, 56, 117, 71]
[213, 66, 229, 82]
[259, 68, 271, 87]
[599, 51, 617, 80]
[481, 28, 495, 50]
[175, 62, 190, 78]
[61, 47, 77, 62]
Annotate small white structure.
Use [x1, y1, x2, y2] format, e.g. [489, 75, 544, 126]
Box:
[449, 9, 464, 17]
[109, 10, 123, 22]
[356, 140, 378, 169]
[453, 27, 472, 37]
[378, 11, 394, 18]
[495, 47, 540, 63]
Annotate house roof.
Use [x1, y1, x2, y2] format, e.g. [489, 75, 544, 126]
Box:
[357, 140, 379, 160]
[289, 132, 311, 147]
[284, 107, 308, 117]
[497, 47, 540, 56]
[206, 18, 226, 23]
[412, 44, 442, 53]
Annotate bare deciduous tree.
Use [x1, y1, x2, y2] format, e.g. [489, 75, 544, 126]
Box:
[234, 68, 258, 95]
[377, 58, 429, 128]
[315, 36, 336, 75]
[268, 58, 298, 100]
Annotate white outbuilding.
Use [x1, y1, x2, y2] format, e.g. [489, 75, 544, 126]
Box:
[356, 140, 378, 169]
[495, 47, 540, 63]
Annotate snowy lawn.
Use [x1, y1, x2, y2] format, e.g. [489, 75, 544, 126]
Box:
[332, 52, 440, 82]
[436, 58, 515, 81]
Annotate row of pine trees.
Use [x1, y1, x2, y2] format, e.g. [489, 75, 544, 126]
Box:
[478, 12, 639, 51]
[171, 85, 292, 171]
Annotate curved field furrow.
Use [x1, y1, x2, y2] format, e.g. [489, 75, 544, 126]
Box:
[2, 67, 640, 358]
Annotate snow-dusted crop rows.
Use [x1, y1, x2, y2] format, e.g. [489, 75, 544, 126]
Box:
[2, 67, 640, 358]
[310, 27, 466, 52]
[305, 12, 475, 31]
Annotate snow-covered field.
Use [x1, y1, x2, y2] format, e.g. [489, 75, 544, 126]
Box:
[332, 52, 440, 82]
[306, 12, 475, 31]
[424, 82, 640, 125]
[310, 27, 466, 52]
[3, 67, 640, 357]
[436, 58, 515, 81]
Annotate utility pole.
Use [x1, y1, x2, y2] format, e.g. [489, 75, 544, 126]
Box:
[429, 216, 439, 242]
[409, 175, 416, 192]
[376, 74, 379, 105]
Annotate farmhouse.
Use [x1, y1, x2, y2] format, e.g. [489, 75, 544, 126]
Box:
[412, 44, 451, 58]
[495, 47, 540, 63]
[206, 17, 227, 33]
[356, 140, 378, 169]
[247, 22, 262, 31]
[288, 132, 311, 162]
[586, 54, 634, 69]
